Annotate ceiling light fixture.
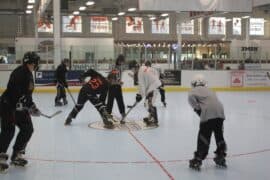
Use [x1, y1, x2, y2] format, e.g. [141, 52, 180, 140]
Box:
[242, 16, 250, 19]
[161, 13, 168, 17]
[112, 17, 118, 21]
[79, 6, 86, 11]
[28, 0, 35, 3]
[26, 10, 32, 14]
[27, 5, 34, 9]
[118, 12, 125, 16]
[73, 11, 80, 15]
[86, 1, 95, 6]
[128, 8, 137, 12]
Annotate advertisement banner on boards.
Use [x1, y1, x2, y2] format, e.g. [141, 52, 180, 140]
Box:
[231, 71, 244, 87]
[35, 70, 84, 86]
[162, 70, 181, 85]
[244, 71, 270, 87]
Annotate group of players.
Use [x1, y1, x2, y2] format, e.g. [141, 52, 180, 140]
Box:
[0, 51, 227, 172]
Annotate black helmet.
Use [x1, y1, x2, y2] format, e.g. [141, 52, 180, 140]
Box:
[22, 51, 40, 70]
[145, 60, 152, 67]
[23, 51, 40, 65]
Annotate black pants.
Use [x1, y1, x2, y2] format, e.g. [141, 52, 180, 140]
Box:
[55, 84, 66, 102]
[159, 86, 166, 103]
[106, 85, 125, 115]
[0, 109, 33, 154]
[69, 86, 107, 119]
[195, 118, 227, 160]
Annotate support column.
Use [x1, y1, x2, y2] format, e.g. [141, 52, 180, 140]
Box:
[176, 22, 182, 70]
[245, 18, 250, 59]
[53, 0, 61, 69]
[34, 8, 38, 52]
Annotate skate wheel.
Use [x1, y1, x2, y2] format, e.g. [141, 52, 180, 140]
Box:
[0, 168, 8, 174]
[189, 164, 201, 171]
[216, 164, 227, 169]
[10, 162, 26, 167]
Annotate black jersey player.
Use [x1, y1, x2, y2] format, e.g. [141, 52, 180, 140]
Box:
[64, 69, 114, 129]
[0, 52, 41, 171]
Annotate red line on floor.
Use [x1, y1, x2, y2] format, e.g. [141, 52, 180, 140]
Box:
[127, 129, 175, 180]
[26, 148, 270, 165]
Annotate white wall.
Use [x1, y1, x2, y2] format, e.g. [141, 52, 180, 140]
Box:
[181, 70, 231, 87]
[253, 0, 270, 7]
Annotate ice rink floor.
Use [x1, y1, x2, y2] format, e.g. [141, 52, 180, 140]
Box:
[1, 91, 270, 180]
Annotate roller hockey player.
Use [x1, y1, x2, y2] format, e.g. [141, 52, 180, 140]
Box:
[54, 58, 69, 106]
[188, 74, 227, 171]
[135, 61, 162, 127]
[64, 69, 114, 129]
[107, 54, 126, 124]
[0, 52, 41, 170]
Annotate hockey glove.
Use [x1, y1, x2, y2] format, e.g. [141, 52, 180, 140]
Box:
[194, 109, 201, 116]
[136, 94, 142, 102]
[29, 104, 41, 117]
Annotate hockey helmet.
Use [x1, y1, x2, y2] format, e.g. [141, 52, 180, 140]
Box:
[145, 60, 152, 67]
[22, 51, 40, 70]
[191, 74, 206, 87]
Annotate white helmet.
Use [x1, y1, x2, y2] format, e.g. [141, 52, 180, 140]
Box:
[191, 74, 206, 88]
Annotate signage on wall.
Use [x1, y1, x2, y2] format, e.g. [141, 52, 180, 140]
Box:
[208, 17, 226, 35]
[232, 18, 241, 35]
[62, 16, 82, 33]
[126, 17, 144, 33]
[241, 47, 258, 52]
[38, 18, 53, 33]
[90, 16, 112, 33]
[250, 18, 264, 36]
[181, 20, 194, 35]
[249, 18, 264, 36]
[151, 17, 169, 34]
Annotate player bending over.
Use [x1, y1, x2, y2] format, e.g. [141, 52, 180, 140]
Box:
[188, 74, 227, 171]
[64, 69, 114, 129]
[135, 61, 162, 127]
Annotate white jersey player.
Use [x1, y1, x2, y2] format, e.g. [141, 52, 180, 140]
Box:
[135, 61, 162, 126]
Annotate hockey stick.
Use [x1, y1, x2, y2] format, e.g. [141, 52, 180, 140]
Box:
[66, 87, 77, 106]
[121, 101, 138, 122]
[40, 110, 62, 119]
[57, 83, 77, 106]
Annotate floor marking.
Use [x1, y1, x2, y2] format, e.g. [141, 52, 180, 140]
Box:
[26, 148, 270, 165]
